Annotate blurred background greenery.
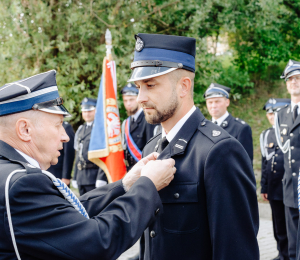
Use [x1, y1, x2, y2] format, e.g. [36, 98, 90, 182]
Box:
[1, 0, 300, 186]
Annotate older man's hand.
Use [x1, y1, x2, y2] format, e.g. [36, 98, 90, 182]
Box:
[122, 152, 159, 191]
[141, 158, 176, 191]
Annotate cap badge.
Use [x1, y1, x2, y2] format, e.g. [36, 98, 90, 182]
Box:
[289, 60, 293, 66]
[212, 130, 221, 137]
[128, 83, 132, 88]
[135, 37, 144, 52]
[268, 98, 276, 104]
[83, 98, 88, 102]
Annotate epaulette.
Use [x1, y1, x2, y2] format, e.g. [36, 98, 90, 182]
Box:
[197, 120, 230, 144]
[234, 117, 248, 125]
[145, 132, 161, 146]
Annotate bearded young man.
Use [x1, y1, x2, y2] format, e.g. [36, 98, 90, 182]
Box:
[128, 33, 259, 260]
[274, 60, 300, 260]
[0, 70, 176, 259]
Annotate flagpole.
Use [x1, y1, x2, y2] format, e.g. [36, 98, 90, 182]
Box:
[105, 29, 113, 61]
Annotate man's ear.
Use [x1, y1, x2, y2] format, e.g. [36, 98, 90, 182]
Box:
[179, 77, 192, 98]
[226, 98, 230, 108]
[15, 118, 32, 142]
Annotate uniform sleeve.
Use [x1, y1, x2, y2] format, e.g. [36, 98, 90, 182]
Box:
[236, 124, 253, 163]
[62, 124, 75, 179]
[204, 138, 259, 260]
[8, 174, 162, 260]
[260, 155, 268, 194]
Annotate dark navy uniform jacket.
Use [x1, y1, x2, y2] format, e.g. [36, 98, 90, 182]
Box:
[0, 140, 162, 260]
[141, 108, 259, 260]
[277, 105, 300, 208]
[122, 111, 157, 171]
[220, 113, 253, 162]
[260, 128, 284, 201]
[73, 122, 107, 185]
[48, 122, 75, 179]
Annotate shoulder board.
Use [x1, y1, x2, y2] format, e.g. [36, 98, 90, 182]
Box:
[145, 132, 161, 146]
[234, 117, 248, 125]
[197, 120, 230, 144]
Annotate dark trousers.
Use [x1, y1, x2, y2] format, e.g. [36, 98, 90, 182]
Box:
[78, 184, 95, 196]
[269, 200, 289, 260]
[285, 205, 299, 260]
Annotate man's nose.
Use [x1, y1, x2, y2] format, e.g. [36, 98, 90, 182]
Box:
[61, 128, 70, 143]
[137, 87, 148, 104]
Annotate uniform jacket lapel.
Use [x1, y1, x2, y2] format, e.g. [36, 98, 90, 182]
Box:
[157, 108, 205, 160]
[82, 122, 93, 140]
[291, 105, 300, 132]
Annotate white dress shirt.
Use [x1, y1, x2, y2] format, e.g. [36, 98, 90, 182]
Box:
[15, 149, 40, 168]
[291, 101, 300, 115]
[212, 110, 229, 126]
[162, 106, 196, 143]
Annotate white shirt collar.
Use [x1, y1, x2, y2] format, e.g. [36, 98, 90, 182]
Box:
[162, 106, 196, 143]
[86, 121, 93, 127]
[212, 111, 229, 126]
[132, 108, 143, 121]
[15, 149, 40, 168]
[291, 101, 300, 113]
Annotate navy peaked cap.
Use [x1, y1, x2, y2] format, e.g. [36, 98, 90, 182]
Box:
[121, 83, 139, 96]
[281, 59, 300, 80]
[204, 83, 231, 99]
[128, 33, 196, 82]
[0, 70, 70, 117]
[263, 98, 290, 113]
[81, 98, 97, 112]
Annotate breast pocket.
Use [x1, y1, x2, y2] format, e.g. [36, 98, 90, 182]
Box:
[159, 183, 200, 234]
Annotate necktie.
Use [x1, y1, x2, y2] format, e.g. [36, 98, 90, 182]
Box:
[293, 105, 298, 123]
[158, 137, 169, 153]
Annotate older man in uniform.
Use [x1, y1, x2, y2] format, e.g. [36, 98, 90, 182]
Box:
[48, 121, 75, 186]
[275, 60, 300, 260]
[261, 98, 290, 260]
[129, 33, 259, 260]
[121, 83, 158, 171]
[204, 83, 253, 163]
[72, 98, 108, 195]
[0, 70, 176, 259]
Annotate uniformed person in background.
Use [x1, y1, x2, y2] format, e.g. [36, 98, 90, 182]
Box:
[72, 98, 108, 195]
[204, 83, 253, 163]
[0, 70, 176, 259]
[129, 33, 259, 260]
[275, 59, 300, 260]
[121, 83, 158, 172]
[48, 121, 75, 187]
[260, 98, 290, 260]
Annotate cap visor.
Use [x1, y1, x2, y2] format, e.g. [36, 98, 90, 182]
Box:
[128, 67, 177, 82]
[39, 105, 71, 117]
[81, 106, 96, 112]
[286, 70, 300, 80]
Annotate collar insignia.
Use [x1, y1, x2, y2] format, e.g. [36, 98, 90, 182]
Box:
[222, 121, 228, 127]
[212, 130, 221, 137]
[135, 37, 144, 52]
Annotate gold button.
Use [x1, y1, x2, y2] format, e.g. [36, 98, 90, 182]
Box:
[274, 170, 276, 173]
[274, 162, 277, 165]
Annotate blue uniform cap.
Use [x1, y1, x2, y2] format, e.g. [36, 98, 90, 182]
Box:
[204, 83, 231, 99]
[120, 83, 139, 96]
[281, 59, 300, 80]
[128, 33, 196, 82]
[0, 70, 71, 117]
[263, 98, 291, 113]
[80, 98, 97, 112]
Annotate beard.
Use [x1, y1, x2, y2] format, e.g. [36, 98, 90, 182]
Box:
[126, 106, 139, 116]
[143, 89, 179, 124]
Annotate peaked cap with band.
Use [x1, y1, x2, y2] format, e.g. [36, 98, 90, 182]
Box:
[204, 83, 231, 99]
[121, 83, 139, 96]
[0, 70, 70, 117]
[128, 33, 196, 82]
[80, 98, 97, 112]
[263, 98, 290, 113]
[281, 59, 300, 80]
